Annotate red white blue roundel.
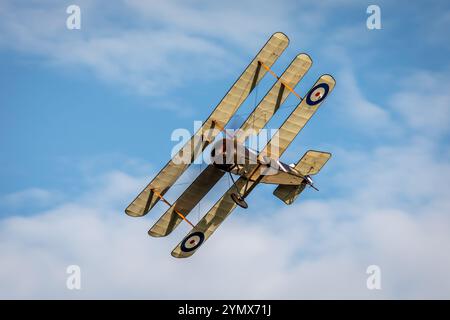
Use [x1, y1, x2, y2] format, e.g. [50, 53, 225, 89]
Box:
[306, 83, 329, 106]
[181, 231, 205, 252]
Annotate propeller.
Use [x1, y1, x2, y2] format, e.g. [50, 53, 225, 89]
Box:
[304, 175, 319, 191]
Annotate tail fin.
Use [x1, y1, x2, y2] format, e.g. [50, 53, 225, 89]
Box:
[273, 150, 331, 205]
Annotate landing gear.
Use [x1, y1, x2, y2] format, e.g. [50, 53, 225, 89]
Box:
[231, 193, 248, 209]
[228, 171, 249, 209]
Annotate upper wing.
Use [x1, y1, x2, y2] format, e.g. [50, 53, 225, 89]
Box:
[148, 53, 312, 236]
[125, 32, 289, 217]
[295, 150, 331, 175]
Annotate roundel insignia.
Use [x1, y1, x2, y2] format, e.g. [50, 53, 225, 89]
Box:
[306, 83, 329, 106]
[180, 231, 205, 252]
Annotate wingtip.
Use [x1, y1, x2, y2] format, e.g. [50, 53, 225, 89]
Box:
[125, 208, 144, 217]
[296, 52, 313, 64]
[171, 251, 183, 259]
[171, 248, 193, 259]
[322, 74, 336, 84]
[272, 31, 290, 44]
[148, 229, 165, 238]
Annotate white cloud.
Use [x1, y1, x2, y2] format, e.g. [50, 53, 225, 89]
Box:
[391, 70, 450, 137]
[1, 129, 450, 299]
[331, 137, 450, 208]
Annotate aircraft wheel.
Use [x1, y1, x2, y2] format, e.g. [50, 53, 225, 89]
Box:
[231, 193, 248, 209]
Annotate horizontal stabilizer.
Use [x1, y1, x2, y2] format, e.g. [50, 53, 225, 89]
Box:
[295, 150, 331, 175]
[273, 150, 331, 205]
[273, 182, 307, 205]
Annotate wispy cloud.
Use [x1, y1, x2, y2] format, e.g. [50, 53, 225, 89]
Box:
[0, 0, 369, 97]
[1, 188, 59, 209]
[0, 1, 241, 95]
[334, 69, 394, 132]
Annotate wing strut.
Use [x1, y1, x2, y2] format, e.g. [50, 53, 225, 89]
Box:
[151, 189, 195, 228]
[259, 61, 303, 100]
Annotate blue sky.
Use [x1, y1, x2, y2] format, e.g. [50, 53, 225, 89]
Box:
[1, 0, 450, 298]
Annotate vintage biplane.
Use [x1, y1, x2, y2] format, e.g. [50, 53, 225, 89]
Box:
[125, 32, 335, 258]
